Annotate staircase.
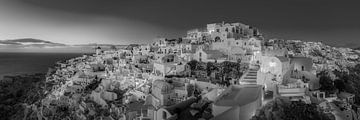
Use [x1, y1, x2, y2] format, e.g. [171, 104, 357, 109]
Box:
[239, 65, 260, 85]
[166, 66, 177, 76]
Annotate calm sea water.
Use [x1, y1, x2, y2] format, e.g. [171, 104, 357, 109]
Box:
[0, 52, 85, 79]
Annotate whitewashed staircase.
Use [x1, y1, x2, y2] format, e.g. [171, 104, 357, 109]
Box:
[239, 65, 260, 85]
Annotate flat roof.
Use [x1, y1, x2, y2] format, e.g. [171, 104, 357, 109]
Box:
[214, 85, 262, 106]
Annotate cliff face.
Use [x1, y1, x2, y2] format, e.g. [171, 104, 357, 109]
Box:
[0, 74, 46, 120]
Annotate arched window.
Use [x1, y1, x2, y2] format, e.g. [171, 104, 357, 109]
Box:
[302, 66, 305, 71]
[215, 36, 221, 42]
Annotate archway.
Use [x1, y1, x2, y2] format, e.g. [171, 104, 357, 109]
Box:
[214, 36, 221, 42]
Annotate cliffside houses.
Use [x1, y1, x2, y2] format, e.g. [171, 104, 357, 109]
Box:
[34, 21, 360, 120]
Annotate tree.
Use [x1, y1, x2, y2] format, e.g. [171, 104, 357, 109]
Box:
[342, 64, 360, 105]
[186, 84, 195, 97]
[352, 64, 360, 73]
[221, 61, 233, 74]
[232, 62, 243, 79]
[318, 73, 336, 95]
[196, 62, 206, 71]
[251, 99, 335, 120]
[187, 60, 199, 71]
[219, 61, 239, 85]
[206, 62, 217, 76]
[334, 79, 346, 92]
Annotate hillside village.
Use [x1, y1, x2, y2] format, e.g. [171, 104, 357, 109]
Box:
[3, 22, 360, 120]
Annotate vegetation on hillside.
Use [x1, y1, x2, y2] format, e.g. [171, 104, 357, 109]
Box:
[333, 64, 360, 105]
[187, 60, 247, 85]
[0, 74, 46, 120]
[251, 98, 335, 120]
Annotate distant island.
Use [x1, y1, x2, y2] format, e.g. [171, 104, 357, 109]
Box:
[0, 38, 129, 53]
[0, 38, 66, 47]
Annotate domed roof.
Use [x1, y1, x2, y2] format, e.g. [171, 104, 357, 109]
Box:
[153, 80, 174, 93]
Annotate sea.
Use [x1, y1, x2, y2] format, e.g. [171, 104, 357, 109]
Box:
[0, 52, 86, 79]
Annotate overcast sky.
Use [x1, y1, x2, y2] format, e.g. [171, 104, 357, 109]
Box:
[0, 0, 359, 47]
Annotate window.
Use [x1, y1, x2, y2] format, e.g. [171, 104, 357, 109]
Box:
[215, 36, 221, 42]
[225, 28, 228, 32]
[236, 42, 239, 45]
[302, 66, 304, 71]
[199, 52, 202, 57]
[163, 111, 167, 119]
[216, 29, 220, 32]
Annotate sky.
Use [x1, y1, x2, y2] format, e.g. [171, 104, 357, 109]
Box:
[0, 0, 359, 47]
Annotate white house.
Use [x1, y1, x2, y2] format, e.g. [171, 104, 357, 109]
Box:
[193, 46, 228, 63]
[212, 85, 263, 120]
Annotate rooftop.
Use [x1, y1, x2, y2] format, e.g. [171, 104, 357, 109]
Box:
[214, 85, 262, 106]
[275, 56, 289, 62]
[204, 50, 227, 59]
[338, 92, 354, 99]
[164, 97, 199, 115]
